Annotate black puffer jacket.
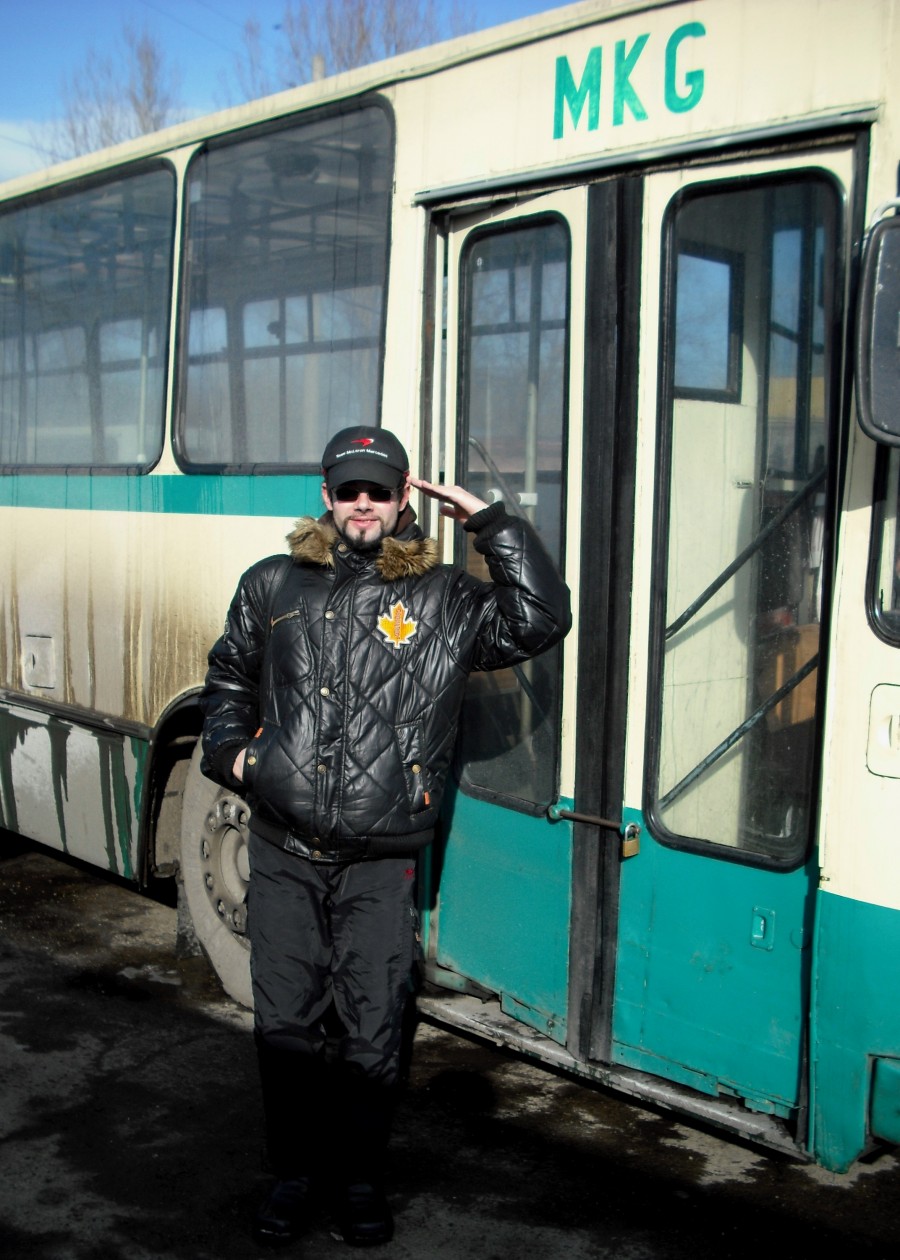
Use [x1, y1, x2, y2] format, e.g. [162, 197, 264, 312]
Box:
[200, 501, 570, 860]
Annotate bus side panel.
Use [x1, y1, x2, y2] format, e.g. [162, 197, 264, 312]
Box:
[812, 891, 900, 1170]
[434, 792, 572, 1044]
[612, 811, 813, 1116]
[0, 701, 146, 879]
[0, 480, 322, 883]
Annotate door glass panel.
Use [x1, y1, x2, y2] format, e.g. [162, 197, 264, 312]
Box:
[652, 178, 838, 860]
[455, 219, 568, 809]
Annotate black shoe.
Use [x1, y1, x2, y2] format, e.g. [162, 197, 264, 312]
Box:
[339, 1182, 394, 1247]
[253, 1177, 313, 1248]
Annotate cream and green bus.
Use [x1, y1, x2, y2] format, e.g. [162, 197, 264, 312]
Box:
[2, 0, 900, 1172]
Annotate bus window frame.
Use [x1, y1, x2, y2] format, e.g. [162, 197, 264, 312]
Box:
[0, 159, 177, 477]
[172, 96, 395, 477]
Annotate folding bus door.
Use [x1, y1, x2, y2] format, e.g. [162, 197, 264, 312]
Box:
[609, 148, 854, 1123]
[421, 188, 587, 1045]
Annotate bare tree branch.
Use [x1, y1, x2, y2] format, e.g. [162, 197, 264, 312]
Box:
[228, 18, 279, 103]
[33, 24, 182, 163]
[125, 24, 181, 134]
[225, 0, 473, 102]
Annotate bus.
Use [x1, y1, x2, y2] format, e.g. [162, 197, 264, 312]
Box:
[1, 0, 899, 1174]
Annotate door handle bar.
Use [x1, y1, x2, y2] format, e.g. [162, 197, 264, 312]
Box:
[547, 804, 641, 855]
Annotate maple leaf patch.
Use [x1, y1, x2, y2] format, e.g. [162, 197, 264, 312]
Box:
[377, 600, 418, 649]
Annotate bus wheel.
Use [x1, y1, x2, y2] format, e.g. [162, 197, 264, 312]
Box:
[179, 743, 253, 1008]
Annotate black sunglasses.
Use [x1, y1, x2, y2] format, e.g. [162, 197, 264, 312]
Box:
[332, 482, 401, 503]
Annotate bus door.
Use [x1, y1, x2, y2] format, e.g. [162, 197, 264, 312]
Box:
[423, 188, 587, 1045]
[609, 147, 854, 1122]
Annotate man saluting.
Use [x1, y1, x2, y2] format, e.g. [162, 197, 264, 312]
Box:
[200, 425, 571, 1247]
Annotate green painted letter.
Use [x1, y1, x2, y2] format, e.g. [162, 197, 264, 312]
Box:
[665, 22, 706, 113]
[553, 48, 601, 139]
[613, 34, 649, 126]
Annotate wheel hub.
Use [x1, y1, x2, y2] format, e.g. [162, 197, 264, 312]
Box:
[200, 793, 251, 935]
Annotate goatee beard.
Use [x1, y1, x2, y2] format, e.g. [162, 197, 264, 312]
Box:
[336, 522, 385, 553]
[348, 533, 383, 553]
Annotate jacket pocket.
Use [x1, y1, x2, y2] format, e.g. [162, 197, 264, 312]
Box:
[241, 723, 275, 791]
[395, 721, 432, 815]
[267, 607, 314, 688]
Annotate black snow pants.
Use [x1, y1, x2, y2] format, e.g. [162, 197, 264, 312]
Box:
[247, 830, 419, 1181]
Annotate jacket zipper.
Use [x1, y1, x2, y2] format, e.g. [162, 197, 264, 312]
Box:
[270, 608, 302, 629]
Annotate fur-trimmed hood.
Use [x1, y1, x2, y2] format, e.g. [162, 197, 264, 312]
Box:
[286, 513, 440, 582]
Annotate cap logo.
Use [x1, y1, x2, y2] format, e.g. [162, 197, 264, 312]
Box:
[351, 438, 375, 447]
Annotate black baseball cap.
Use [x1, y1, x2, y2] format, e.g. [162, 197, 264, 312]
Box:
[321, 426, 410, 490]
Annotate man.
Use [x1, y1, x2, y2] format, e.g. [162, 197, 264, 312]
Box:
[200, 425, 570, 1247]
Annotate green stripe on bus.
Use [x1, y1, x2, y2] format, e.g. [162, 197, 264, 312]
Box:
[0, 474, 324, 517]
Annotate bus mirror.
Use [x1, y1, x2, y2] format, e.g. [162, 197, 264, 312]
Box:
[857, 211, 900, 444]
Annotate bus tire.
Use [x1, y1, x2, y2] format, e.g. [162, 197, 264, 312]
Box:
[179, 742, 253, 1009]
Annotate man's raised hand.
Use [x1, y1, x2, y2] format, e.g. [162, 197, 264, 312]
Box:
[408, 475, 489, 524]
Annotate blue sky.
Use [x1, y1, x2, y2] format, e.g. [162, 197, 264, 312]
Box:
[0, 0, 572, 183]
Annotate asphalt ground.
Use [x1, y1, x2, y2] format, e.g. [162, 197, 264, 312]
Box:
[1, 833, 898, 1259]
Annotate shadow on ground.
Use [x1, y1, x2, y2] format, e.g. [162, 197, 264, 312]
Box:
[0, 837, 897, 1259]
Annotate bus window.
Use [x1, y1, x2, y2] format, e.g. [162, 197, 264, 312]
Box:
[651, 177, 838, 861]
[455, 219, 568, 810]
[179, 104, 393, 471]
[0, 167, 174, 470]
[674, 244, 742, 399]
